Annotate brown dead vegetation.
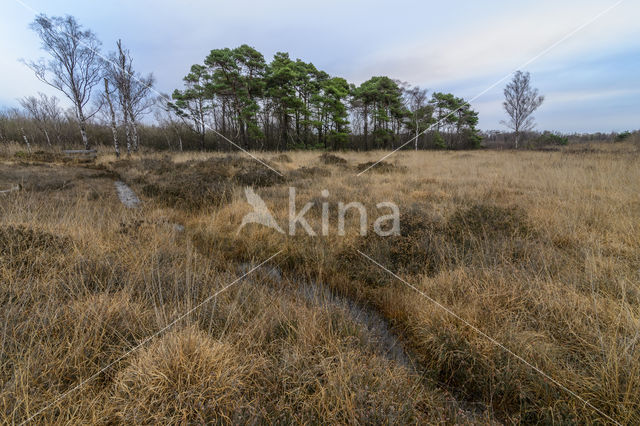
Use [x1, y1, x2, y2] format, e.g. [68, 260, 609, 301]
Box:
[1, 143, 639, 424]
[356, 160, 404, 173]
[319, 152, 348, 166]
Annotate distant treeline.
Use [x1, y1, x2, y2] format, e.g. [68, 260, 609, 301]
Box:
[1, 107, 634, 153]
[482, 130, 638, 149]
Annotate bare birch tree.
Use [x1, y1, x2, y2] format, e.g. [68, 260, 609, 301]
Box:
[405, 86, 430, 150]
[25, 15, 103, 149]
[105, 40, 154, 154]
[502, 71, 544, 149]
[20, 127, 31, 151]
[40, 94, 64, 145]
[155, 94, 184, 151]
[103, 78, 120, 157]
[19, 93, 62, 147]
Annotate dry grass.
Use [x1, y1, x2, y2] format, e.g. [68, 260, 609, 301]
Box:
[1, 141, 639, 423]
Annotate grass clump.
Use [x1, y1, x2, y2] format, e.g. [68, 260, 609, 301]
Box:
[356, 160, 401, 173]
[319, 152, 348, 165]
[272, 153, 293, 163]
[444, 203, 555, 272]
[0, 225, 72, 275]
[446, 203, 531, 241]
[287, 166, 331, 180]
[342, 207, 447, 286]
[117, 155, 284, 211]
[14, 150, 62, 163]
[0, 225, 71, 255]
[110, 327, 254, 424]
[142, 178, 233, 211]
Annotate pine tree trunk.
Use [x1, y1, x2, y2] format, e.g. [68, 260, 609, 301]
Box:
[363, 104, 369, 151]
[199, 100, 206, 151]
[221, 101, 227, 136]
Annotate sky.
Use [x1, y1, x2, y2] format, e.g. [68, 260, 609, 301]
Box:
[1, 0, 638, 133]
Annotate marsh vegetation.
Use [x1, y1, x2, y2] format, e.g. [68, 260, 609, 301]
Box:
[1, 141, 639, 423]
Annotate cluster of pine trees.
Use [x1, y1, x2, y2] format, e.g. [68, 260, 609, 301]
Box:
[168, 45, 482, 151]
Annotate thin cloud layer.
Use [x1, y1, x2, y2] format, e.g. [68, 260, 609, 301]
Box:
[1, 0, 638, 132]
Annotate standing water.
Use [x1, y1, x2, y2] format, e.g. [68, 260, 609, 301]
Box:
[114, 181, 141, 208]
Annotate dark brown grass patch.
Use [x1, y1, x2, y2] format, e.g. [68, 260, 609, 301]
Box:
[13, 150, 63, 163]
[272, 153, 292, 163]
[342, 207, 447, 286]
[235, 168, 285, 187]
[447, 203, 531, 241]
[356, 161, 403, 173]
[142, 179, 233, 211]
[22, 179, 74, 192]
[0, 225, 73, 275]
[288, 166, 331, 180]
[115, 155, 284, 211]
[319, 152, 348, 166]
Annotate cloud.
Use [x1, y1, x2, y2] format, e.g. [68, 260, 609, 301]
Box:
[548, 88, 640, 104]
[353, 0, 640, 86]
[475, 85, 640, 132]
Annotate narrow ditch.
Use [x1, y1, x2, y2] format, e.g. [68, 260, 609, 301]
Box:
[238, 263, 413, 369]
[238, 262, 490, 420]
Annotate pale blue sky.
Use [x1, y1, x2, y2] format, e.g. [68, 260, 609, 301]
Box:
[1, 0, 638, 132]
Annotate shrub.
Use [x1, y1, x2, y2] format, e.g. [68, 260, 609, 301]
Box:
[13, 150, 63, 163]
[533, 132, 568, 147]
[235, 168, 286, 188]
[616, 131, 632, 141]
[432, 132, 447, 149]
